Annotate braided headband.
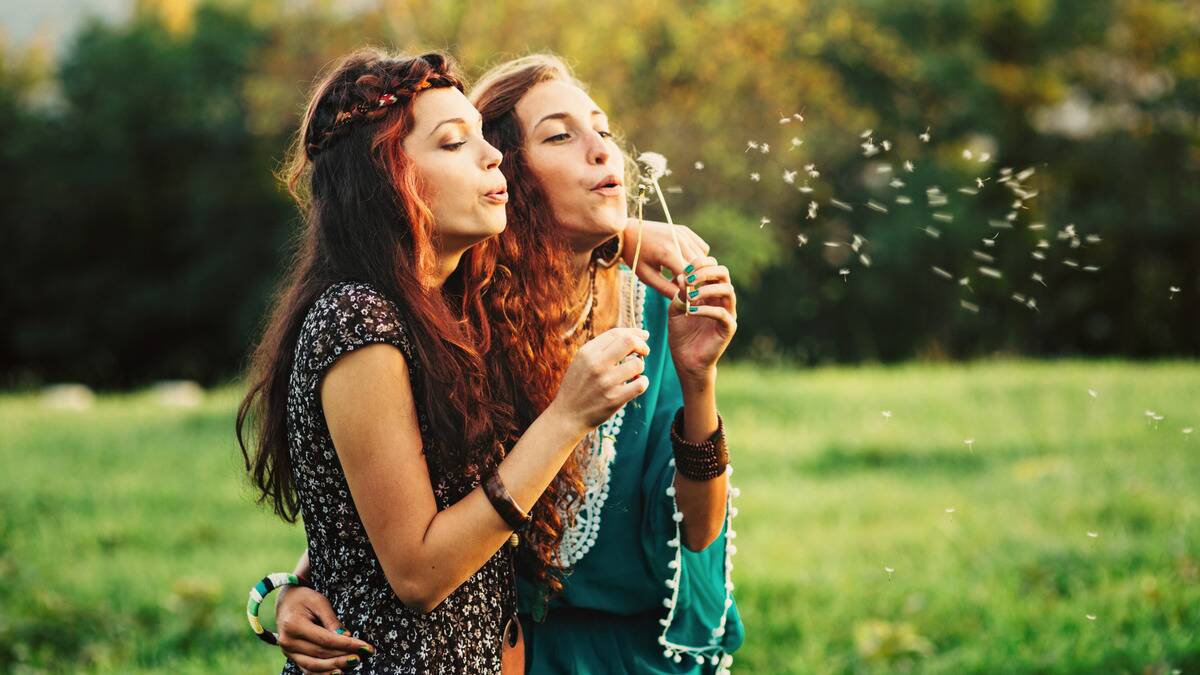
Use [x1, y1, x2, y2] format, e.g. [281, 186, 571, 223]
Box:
[307, 76, 452, 158]
[246, 572, 312, 644]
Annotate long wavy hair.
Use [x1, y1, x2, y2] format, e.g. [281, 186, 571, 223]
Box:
[237, 50, 517, 526]
[471, 55, 621, 594]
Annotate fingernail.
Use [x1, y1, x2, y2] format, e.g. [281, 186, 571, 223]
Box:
[359, 645, 376, 657]
[686, 274, 696, 283]
[688, 306, 698, 313]
[688, 289, 699, 299]
[332, 671, 342, 675]
[335, 628, 348, 635]
[684, 264, 694, 274]
[347, 655, 360, 666]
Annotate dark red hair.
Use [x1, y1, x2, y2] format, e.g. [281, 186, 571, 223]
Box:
[237, 50, 517, 522]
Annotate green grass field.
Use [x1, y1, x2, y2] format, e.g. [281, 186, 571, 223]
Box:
[1, 361, 1197, 674]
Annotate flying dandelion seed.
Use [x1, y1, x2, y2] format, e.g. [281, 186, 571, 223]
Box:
[876, 164, 894, 174]
[960, 300, 980, 313]
[852, 234, 867, 251]
[790, 137, 803, 149]
[783, 169, 797, 184]
[694, 161, 705, 170]
[1087, 531, 1099, 538]
[958, 187, 979, 195]
[896, 196, 913, 205]
[1026, 298, 1038, 311]
[1086, 614, 1097, 621]
[862, 140, 880, 157]
[861, 129, 874, 138]
[1184, 427, 1194, 436]
[805, 164, 820, 178]
[882, 410, 892, 419]
[962, 149, 974, 160]
[794, 112, 804, 122]
[932, 212, 954, 222]
[979, 267, 1003, 279]
[904, 160, 915, 172]
[973, 251, 995, 263]
[1083, 265, 1100, 272]
[884, 566, 895, 578]
[1028, 223, 1046, 230]
[859, 254, 872, 267]
[881, 140, 892, 151]
[1169, 286, 1180, 299]
[1086, 234, 1102, 244]
[1032, 251, 1046, 260]
[976, 177, 987, 189]
[923, 226, 942, 239]
[839, 268, 851, 281]
[964, 439, 975, 452]
[1063, 259, 1079, 268]
[1012, 293, 1027, 303]
[796, 234, 809, 247]
[932, 266, 953, 279]
[745, 141, 759, 152]
[982, 237, 997, 248]
[978, 152, 991, 162]
[750, 172, 760, 182]
[799, 183, 814, 193]
[991, 220, 1015, 230]
[1088, 389, 1098, 398]
[890, 178, 906, 188]
[830, 198, 853, 211]
[825, 241, 841, 248]
[779, 115, 792, 124]
[945, 507, 956, 514]
[760, 217, 771, 228]
[867, 200, 889, 213]
[1017, 167, 1036, 181]
[807, 201, 818, 219]
[760, 143, 770, 154]
[919, 127, 931, 142]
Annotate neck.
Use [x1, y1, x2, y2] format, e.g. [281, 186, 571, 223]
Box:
[429, 248, 466, 290]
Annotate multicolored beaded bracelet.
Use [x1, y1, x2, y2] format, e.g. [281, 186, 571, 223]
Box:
[247, 572, 312, 644]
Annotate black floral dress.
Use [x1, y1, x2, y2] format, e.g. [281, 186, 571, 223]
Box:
[282, 282, 514, 674]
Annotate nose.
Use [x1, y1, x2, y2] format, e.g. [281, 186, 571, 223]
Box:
[482, 139, 502, 171]
[585, 130, 609, 166]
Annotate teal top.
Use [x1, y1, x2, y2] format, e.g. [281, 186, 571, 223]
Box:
[517, 272, 744, 673]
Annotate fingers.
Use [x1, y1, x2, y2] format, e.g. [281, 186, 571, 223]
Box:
[611, 353, 647, 383]
[289, 651, 363, 675]
[681, 304, 738, 333]
[677, 262, 730, 290]
[636, 260, 681, 299]
[610, 375, 651, 404]
[684, 282, 737, 316]
[591, 327, 651, 363]
[680, 225, 711, 256]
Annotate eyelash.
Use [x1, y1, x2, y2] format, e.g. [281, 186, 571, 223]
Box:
[443, 140, 468, 151]
[547, 131, 613, 143]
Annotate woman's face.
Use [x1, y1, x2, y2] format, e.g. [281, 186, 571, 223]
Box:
[516, 79, 627, 253]
[402, 87, 508, 252]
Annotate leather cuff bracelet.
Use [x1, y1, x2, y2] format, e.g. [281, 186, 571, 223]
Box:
[484, 470, 532, 531]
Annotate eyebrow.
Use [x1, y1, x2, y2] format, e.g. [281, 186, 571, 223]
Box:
[532, 110, 607, 131]
[426, 115, 482, 138]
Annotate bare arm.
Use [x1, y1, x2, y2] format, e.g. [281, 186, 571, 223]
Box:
[323, 328, 650, 613]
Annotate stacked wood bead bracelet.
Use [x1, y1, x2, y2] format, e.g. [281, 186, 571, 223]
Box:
[670, 408, 729, 481]
[247, 572, 312, 644]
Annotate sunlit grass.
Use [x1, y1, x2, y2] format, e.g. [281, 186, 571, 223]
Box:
[1, 360, 1197, 673]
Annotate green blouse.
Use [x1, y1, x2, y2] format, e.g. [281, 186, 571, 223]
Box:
[517, 270, 744, 673]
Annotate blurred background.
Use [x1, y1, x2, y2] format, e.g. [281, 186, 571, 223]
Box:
[1, 1, 1197, 673]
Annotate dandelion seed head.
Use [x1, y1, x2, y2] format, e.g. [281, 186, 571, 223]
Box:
[750, 172, 761, 182]
[637, 152, 669, 180]
[919, 127, 931, 142]
[796, 234, 809, 247]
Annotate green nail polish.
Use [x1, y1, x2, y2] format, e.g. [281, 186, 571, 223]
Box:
[336, 628, 348, 635]
[687, 274, 696, 283]
[358, 646, 375, 658]
[347, 655, 360, 666]
[688, 289, 699, 299]
[688, 305, 698, 313]
[684, 264, 694, 274]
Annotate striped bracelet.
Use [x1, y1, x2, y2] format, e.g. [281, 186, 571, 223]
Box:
[247, 572, 312, 644]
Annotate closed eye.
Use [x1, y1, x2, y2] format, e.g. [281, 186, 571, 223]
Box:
[545, 133, 571, 143]
[442, 140, 468, 151]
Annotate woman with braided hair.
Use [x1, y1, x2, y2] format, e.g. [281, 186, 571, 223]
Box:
[236, 49, 657, 674]
[268, 54, 744, 674]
